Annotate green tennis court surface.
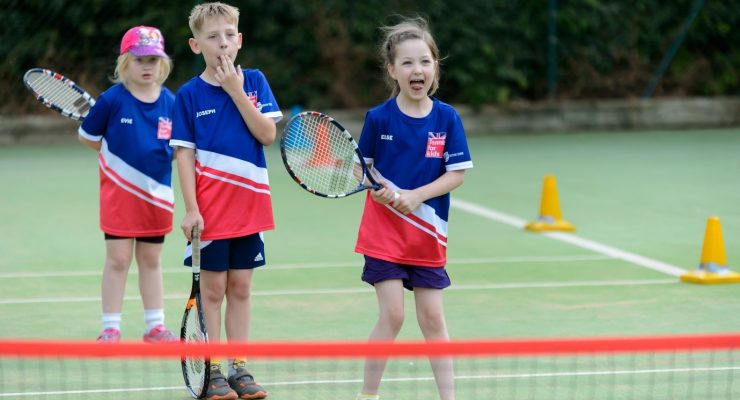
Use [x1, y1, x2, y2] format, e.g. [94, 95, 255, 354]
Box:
[1, 128, 739, 341]
[1, 128, 739, 398]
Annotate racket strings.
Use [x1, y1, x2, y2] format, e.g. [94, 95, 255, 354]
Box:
[283, 115, 361, 196]
[27, 73, 89, 113]
[182, 302, 207, 394]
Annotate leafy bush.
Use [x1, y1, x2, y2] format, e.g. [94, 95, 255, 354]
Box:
[3, 0, 738, 114]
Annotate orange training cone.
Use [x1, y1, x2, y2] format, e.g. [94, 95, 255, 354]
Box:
[525, 175, 576, 232]
[308, 121, 337, 167]
[681, 216, 740, 284]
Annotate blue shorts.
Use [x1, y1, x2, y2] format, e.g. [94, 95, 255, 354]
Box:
[185, 233, 266, 272]
[361, 255, 451, 291]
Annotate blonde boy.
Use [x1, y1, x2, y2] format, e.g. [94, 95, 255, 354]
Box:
[170, 3, 282, 399]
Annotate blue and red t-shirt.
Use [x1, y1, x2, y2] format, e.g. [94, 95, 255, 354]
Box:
[78, 83, 175, 237]
[355, 97, 473, 267]
[170, 69, 282, 241]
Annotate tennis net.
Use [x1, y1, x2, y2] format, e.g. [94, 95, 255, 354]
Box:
[1, 333, 739, 399]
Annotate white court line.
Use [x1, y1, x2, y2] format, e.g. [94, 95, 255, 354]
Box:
[0, 255, 614, 279]
[1, 365, 737, 397]
[0, 279, 675, 305]
[451, 198, 688, 277]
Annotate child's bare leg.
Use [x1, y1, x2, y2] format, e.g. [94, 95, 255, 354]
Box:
[200, 270, 228, 343]
[414, 288, 455, 400]
[361, 279, 405, 395]
[224, 269, 254, 342]
[134, 241, 164, 310]
[102, 238, 135, 313]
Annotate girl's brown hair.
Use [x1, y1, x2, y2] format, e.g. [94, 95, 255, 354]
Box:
[379, 16, 441, 98]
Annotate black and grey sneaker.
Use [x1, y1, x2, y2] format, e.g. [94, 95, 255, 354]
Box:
[228, 368, 268, 399]
[205, 369, 238, 400]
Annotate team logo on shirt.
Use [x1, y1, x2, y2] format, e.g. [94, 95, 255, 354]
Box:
[247, 91, 273, 111]
[157, 117, 172, 139]
[247, 91, 258, 108]
[444, 151, 463, 162]
[425, 132, 446, 158]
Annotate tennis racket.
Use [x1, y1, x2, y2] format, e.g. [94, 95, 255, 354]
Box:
[181, 225, 209, 399]
[22, 68, 96, 121]
[280, 111, 385, 198]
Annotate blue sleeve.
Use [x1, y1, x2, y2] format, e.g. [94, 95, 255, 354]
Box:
[170, 87, 195, 149]
[444, 109, 473, 171]
[78, 93, 111, 141]
[248, 69, 282, 122]
[358, 111, 377, 162]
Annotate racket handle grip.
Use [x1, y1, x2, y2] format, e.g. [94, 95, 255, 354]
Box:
[393, 191, 400, 200]
[191, 225, 201, 271]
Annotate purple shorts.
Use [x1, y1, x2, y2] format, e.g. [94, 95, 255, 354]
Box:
[361, 255, 451, 291]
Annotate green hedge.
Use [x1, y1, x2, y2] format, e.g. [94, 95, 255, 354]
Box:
[3, 0, 738, 114]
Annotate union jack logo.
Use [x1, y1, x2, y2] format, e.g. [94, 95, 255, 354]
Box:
[157, 117, 172, 140]
[247, 91, 258, 108]
[425, 132, 446, 158]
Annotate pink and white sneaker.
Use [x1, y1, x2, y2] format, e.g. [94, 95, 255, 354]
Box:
[97, 328, 121, 343]
[143, 324, 179, 343]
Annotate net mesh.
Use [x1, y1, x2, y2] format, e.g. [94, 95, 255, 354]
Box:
[2, 334, 739, 399]
[24, 71, 92, 116]
[281, 114, 363, 197]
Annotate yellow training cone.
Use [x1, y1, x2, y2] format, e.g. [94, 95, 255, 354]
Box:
[681, 216, 740, 284]
[525, 175, 575, 232]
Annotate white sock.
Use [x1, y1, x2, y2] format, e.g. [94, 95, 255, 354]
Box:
[356, 394, 380, 400]
[102, 313, 122, 331]
[144, 309, 165, 331]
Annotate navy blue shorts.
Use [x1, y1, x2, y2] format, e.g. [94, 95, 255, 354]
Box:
[184, 233, 265, 272]
[361, 255, 451, 291]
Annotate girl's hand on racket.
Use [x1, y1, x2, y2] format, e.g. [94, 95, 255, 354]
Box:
[390, 190, 421, 215]
[181, 211, 204, 241]
[370, 182, 398, 205]
[214, 54, 244, 98]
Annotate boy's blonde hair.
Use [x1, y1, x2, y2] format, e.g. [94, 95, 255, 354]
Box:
[379, 16, 441, 98]
[188, 2, 240, 35]
[112, 52, 172, 87]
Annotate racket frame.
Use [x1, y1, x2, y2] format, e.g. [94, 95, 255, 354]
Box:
[280, 111, 381, 198]
[180, 225, 209, 399]
[22, 68, 96, 121]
